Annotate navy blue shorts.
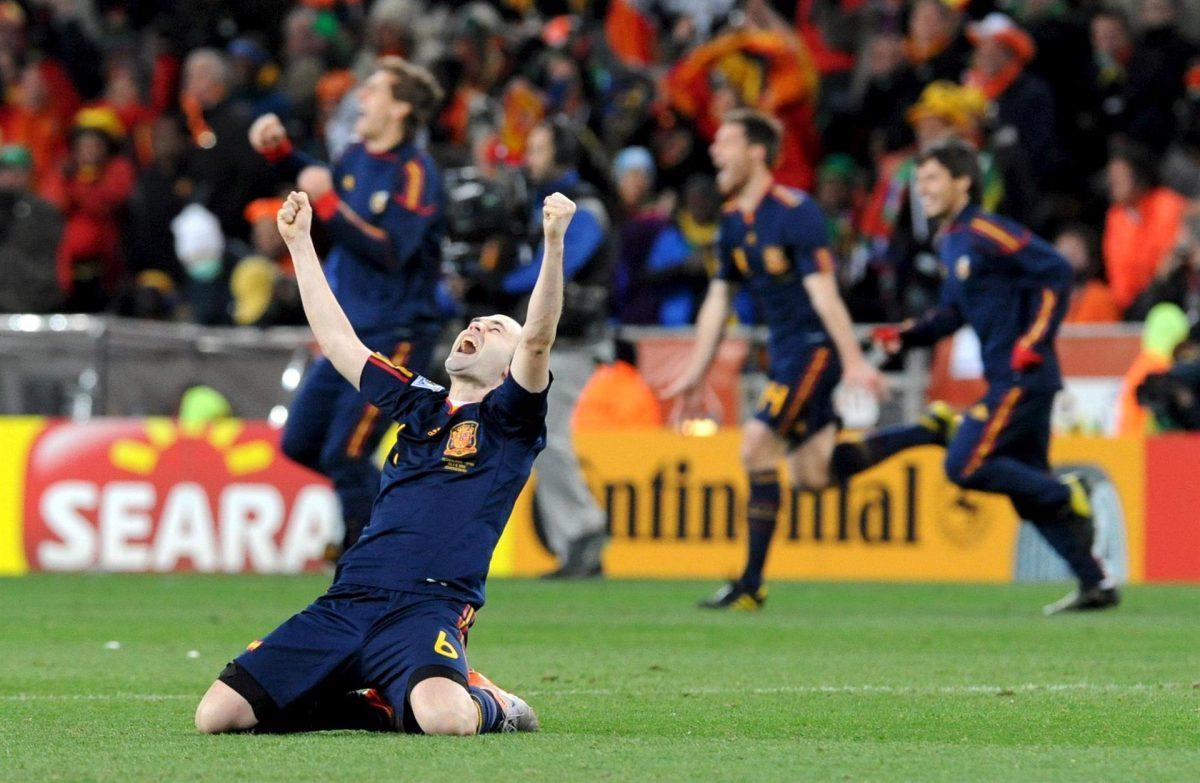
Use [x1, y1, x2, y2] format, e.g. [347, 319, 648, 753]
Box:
[945, 385, 1055, 480]
[754, 345, 842, 448]
[228, 583, 476, 720]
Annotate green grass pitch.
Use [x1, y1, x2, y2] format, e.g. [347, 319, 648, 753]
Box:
[1, 574, 1198, 782]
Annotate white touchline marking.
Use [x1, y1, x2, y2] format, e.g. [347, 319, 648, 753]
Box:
[0, 693, 194, 702]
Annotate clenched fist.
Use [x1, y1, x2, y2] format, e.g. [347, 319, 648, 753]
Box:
[542, 192, 576, 243]
[249, 113, 288, 153]
[276, 191, 312, 245]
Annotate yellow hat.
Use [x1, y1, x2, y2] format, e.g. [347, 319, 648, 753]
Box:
[74, 106, 126, 140]
[906, 81, 988, 134]
[230, 256, 279, 325]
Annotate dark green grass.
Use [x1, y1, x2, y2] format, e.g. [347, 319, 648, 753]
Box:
[1, 575, 1197, 782]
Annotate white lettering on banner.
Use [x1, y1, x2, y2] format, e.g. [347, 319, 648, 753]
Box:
[35, 481, 337, 572]
[99, 482, 155, 571]
[280, 486, 340, 572]
[219, 485, 284, 573]
[152, 483, 217, 571]
[38, 481, 97, 570]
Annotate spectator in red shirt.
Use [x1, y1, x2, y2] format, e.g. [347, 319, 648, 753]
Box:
[43, 107, 136, 312]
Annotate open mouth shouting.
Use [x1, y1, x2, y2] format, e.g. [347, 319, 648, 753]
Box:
[456, 334, 480, 356]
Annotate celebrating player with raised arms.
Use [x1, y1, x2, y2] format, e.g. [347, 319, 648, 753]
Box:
[664, 109, 886, 611]
[194, 189, 577, 735]
[248, 57, 445, 556]
[833, 139, 1118, 615]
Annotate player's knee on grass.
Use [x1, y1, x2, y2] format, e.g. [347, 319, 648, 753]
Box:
[409, 677, 477, 736]
[195, 680, 258, 734]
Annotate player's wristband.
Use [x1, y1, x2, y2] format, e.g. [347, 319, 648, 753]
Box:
[261, 137, 294, 163]
[312, 189, 340, 222]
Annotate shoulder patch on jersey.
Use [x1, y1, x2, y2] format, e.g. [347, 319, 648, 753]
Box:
[444, 421, 479, 458]
[412, 376, 446, 393]
[369, 190, 389, 215]
[341, 174, 355, 191]
[956, 255, 971, 280]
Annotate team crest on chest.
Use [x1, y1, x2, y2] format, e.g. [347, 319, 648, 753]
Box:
[762, 245, 789, 275]
[370, 190, 389, 215]
[956, 255, 972, 280]
[444, 421, 479, 458]
[341, 174, 355, 191]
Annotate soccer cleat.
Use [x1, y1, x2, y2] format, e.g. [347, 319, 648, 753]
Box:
[468, 669, 540, 733]
[1043, 585, 1121, 616]
[918, 400, 958, 447]
[1060, 472, 1097, 550]
[698, 581, 767, 611]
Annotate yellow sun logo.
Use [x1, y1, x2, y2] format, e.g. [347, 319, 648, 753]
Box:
[109, 419, 276, 476]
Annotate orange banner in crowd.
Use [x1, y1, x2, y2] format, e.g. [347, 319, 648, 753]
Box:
[0, 418, 1164, 582]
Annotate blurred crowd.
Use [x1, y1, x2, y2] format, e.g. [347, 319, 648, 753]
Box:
[2, 0, 1200, 330]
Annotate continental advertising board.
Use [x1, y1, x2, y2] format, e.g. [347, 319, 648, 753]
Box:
[0, 418, 1179, 582]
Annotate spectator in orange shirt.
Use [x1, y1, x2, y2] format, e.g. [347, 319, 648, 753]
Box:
[1103, 143, 1187, 315]
[1057, 223, 1121, 323]
[572, 340, 664, 432]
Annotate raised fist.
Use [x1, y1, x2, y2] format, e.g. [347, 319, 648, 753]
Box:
[249, 113, 288, 153]
[542, 192, 576, 242]
[276, 191, 312, 245]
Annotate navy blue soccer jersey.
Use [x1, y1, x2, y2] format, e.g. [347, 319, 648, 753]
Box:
[716, 184, 837, 365]
[332, 353, 548, 606]
[903, 204, 1072, 391]
[275, 141, 444, 335]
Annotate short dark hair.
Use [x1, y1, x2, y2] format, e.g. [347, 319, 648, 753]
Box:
[917, 139, 983, 203]
[723, 108, 783, 166]
[376, 56, 444, 137]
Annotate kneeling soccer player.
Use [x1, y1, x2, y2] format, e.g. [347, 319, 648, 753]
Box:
[830, 139, 1118, 616]
[195, 189, 578, 735]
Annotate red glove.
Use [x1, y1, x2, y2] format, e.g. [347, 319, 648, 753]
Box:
[1011, 344, 1044, 372]
[261, 137, 294, 164]
[871, 325, 904, 354]
[312, 189, 340, 222]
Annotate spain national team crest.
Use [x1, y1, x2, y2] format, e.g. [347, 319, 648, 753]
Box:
[370, 190, 389, 215]
[444, 421, 479, 458]
[341, 174, 355, 191]
[956, 255, 971, 280]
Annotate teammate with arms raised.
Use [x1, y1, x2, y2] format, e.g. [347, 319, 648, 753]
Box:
[249, 57, 445, 555]
[665, 109, 886, 610]
[835, 140, 1117, 615]
[194, 189, 577, 735]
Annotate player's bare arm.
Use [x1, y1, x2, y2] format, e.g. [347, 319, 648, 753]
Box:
[510, 192, 575, 393]
[661, 279, 735, 400]
[804, 272, 887, 399]
[276, 191, 371, 387]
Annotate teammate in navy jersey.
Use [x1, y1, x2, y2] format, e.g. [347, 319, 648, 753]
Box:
[248, 57, 445, 555]
[836, 140, 1117, 615]
[195, 190, 578, 735]
[665, 110, 887, 611]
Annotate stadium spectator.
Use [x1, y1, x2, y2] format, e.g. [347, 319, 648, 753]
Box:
[0, 145, 63, 314]
[903, 0, 971, 89]
[964, 13, 1058, 185]
[180, 48, 273, 241]
[171, 202, 231, 326]
[0, 62, 72, 196]
[504, 118, 611, 579]
[1131, 203, 1200, 321]
[125, 114, 190, 282]
[642, 173, 721, 327]
[1057, 224, 1121, 324]
[44, 107, 135, 313]
[612, 146, 672, 325]
[1102, 143, 1187, 315]
[814, 154, 886, 322]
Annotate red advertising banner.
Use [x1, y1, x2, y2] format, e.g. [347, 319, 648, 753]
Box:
[1144, 435, 1200, 581]
[20, 419, 337, 573]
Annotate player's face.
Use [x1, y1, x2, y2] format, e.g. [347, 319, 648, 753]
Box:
[709, 123, 754, 197]
[444, 315, 522, 385]
[915, 159, 970, 221]
[525, 126, 554, 184]
[354, 70, 407, 142]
